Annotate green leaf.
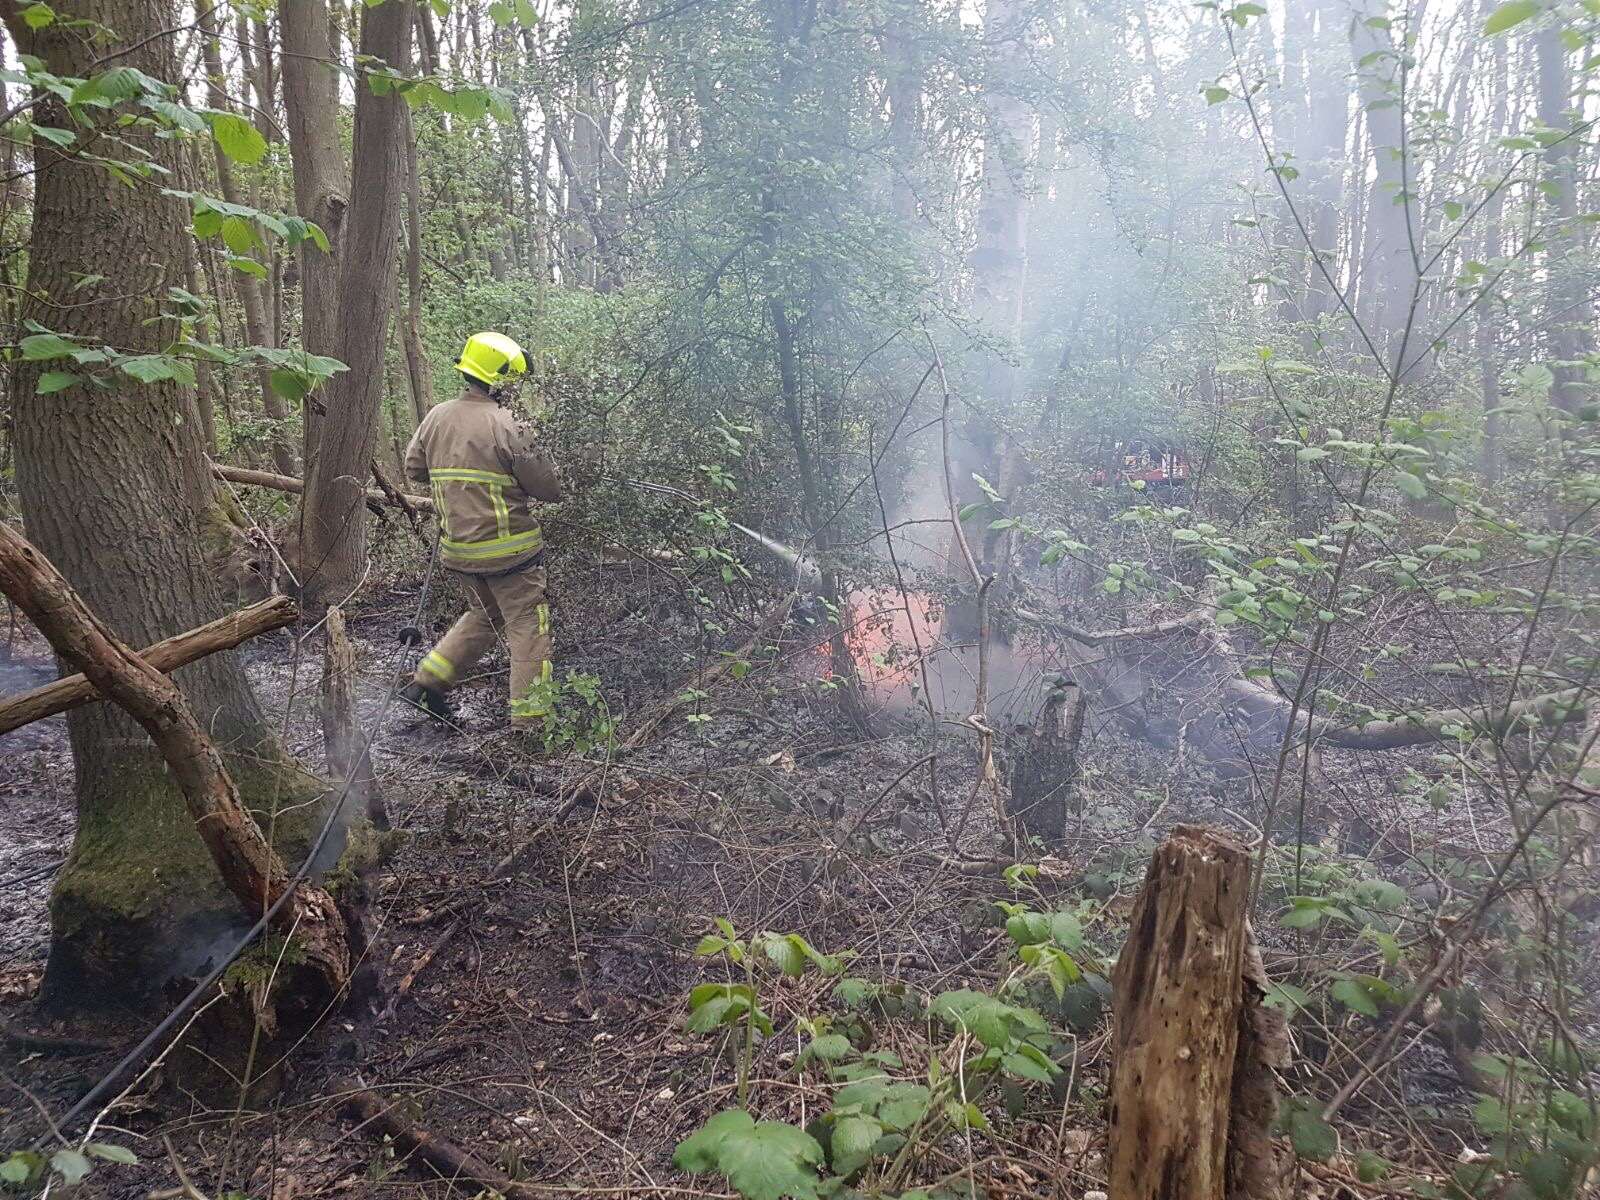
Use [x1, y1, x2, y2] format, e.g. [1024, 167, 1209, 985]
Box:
[1483, 0, 1541, 35]
[1049, 911, 1083, 951]
[1331, 977, 1379, 1017]
[269, 367, 309, 400]
[1004, 911, 1051, 946]
[208, 111, 267, 164]
[226, 254, 267, 278]
[119, 354, 194, 386]
[20, 332, 79, 361]
[876, 1083, 931, 1131]
[832, 1078, 889, 1113]
[762, 934, 806, 977]
[21, 2, 54, 28]
[221, 215, 259, 255]
[686, 995, 740, 1032]
[803, 1033, 852, 1062]
[146, 98, 207, 132]
[675, 1109, 755, 1172]
[1395, 471, 1428, 500]
[1355, 1151, 1391, 1183]
[1287, 1108, 1338, 1161]
[193, 207, 225, 239]
[833, 977, 873, 1008]
[72, 66, 159, 104]
[1203, 85, 1230, 105]
[28, 123, 74, 146]
[84, 1143, 137, 1165]
[829, 1114, 880, 1176]
[1263, 981, 1313, 1014]
[1002, 1049, 1055, 1083]
[50, 1150, 92, 1186]
[36, 370, 79, 394]
[0, 1154, 36, 1184]
[721, 1121, 824, 1200]
[488, 0, 514, 22]
[1280, 905, 1326, 929]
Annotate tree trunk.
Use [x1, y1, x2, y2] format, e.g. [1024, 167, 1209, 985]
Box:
[1477, 7, 1509, 483]
[281, 0, 349, 463]
[965, 0, 1032, 574]
[1350, 3, 1416, 345]
[295, 0, 410, 609]
[1109, 826, 1284, 1200]
[400, 102, 432, 425]
[4, 0, 334, 1012]
[1535, 26, 1593, 416]
[201, 0, 299, 477]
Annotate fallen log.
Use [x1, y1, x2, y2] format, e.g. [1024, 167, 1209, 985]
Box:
[1109, 825, 1285, 1200]
[0, 524, 349, 989]
[335, 1080, 546, 1200]
[1017, 601, 1588, 752]
[0, 595, 298, 736]
[212, 462, 435, 514]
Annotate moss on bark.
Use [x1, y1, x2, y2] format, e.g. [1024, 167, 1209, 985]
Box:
[41, 745, 334, 1013]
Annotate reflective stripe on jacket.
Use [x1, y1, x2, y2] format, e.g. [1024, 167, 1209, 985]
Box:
[404, 388, 561, 575]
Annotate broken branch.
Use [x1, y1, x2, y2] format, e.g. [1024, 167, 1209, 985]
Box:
[335, 1080, 547, 1200]
[212, 462, 434, 514]
[0, 595, 297, 736]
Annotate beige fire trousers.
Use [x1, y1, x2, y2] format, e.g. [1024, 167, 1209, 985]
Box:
[414, 565, 552, 727]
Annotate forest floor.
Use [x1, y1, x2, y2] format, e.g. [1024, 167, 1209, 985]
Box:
[0, 543, 1493, 1199]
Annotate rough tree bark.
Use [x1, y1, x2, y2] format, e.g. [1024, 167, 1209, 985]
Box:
[281, 0, 348, 389]
[292, 0, 411, 609]
[1109, 826, 1284, 1200]
[3, 0, 332, 1011]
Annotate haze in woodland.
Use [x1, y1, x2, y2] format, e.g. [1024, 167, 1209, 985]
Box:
[0, 0, 1596, 1196]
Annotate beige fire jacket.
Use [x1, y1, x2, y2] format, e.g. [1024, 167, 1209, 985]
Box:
[405, 389, 561, 575]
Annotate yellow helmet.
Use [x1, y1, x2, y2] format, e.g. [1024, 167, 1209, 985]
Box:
[456, 331, 528, 389]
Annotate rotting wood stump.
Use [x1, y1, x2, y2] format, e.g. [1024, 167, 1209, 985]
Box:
[1108, 825, 1287, 1200]
[1005, 678, 1086, 844]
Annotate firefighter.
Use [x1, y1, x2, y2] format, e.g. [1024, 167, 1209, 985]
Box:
[399, 331, 561, 734]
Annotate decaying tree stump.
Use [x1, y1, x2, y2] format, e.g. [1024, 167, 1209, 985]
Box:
[321, 605, 387, 829]
[1109, 825, 1287, 1200]
[1005, 679, 1086, 844]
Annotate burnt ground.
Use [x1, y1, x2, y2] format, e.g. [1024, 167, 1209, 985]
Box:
[0, 541, 1569, 1198]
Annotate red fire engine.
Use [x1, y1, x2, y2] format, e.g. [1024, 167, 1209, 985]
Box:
[1090, 441, 1189, 488]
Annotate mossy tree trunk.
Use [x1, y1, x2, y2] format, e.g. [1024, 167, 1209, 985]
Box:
[5, 0, 339, 1014]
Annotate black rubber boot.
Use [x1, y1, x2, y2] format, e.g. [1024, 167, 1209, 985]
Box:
[399, 681, 453, 722]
